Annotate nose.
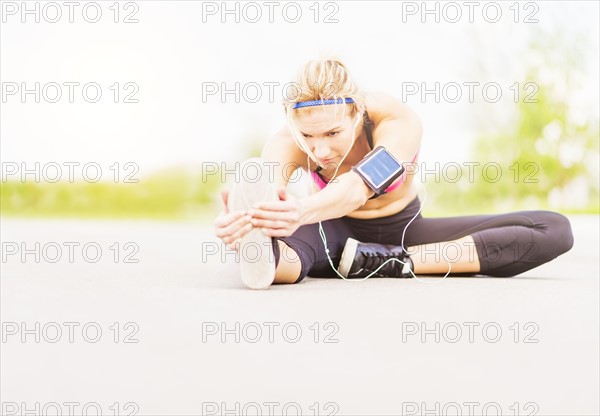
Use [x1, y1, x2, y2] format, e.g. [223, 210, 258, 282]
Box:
[312, 138, 331, 159]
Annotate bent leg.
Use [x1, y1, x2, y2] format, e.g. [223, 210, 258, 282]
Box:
[408, 235, 481, 274]
[470, 211, 574, 276]
[403, 210, 574, 277]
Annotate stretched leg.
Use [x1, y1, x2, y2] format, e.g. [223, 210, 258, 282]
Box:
[273, 240, 302, 284]
[272, 218, 358, 284]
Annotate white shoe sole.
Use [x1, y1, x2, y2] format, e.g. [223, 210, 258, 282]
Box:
[238, 227, 276, 289]
[337, 237, 359, 278]
[227, 158, 278, 289]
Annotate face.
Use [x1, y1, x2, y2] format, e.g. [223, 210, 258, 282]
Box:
[293, 106, 361, 169]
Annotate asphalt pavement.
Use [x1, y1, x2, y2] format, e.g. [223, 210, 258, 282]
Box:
[1, 215, 598, 415]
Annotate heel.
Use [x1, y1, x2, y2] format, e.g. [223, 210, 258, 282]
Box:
[337, 238, 359, 277]
[239, 228, 276, 289]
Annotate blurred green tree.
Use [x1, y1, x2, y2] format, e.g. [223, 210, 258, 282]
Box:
[425, 27, 599, 215]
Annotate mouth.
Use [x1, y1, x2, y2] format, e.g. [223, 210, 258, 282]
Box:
[320, 157, 336, 166]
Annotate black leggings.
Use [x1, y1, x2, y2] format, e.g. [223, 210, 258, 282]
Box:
[274, 197, 574, 283]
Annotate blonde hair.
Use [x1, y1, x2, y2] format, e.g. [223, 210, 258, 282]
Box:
[283, 59, 366, 165]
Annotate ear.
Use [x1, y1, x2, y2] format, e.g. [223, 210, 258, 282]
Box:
[351, 101, 364, 118]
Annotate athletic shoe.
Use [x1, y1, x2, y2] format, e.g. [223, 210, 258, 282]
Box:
[337, 238, 414, 279]
[227, 158, 279, 289]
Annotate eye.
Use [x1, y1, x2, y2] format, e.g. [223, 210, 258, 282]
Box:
[328, 131, 338, 136]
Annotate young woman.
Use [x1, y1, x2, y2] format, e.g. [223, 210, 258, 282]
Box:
[213, 59, 574, 289]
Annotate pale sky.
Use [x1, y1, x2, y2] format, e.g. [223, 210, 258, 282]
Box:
[1, 1, 598, 179]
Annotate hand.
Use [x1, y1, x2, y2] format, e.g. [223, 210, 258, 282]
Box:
[213, 190, 253, 251]
[249, 186, 304, 238]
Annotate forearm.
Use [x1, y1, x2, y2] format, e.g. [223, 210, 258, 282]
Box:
[299, 171, 372, 225]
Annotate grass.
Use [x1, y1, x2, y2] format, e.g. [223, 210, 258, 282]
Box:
[2, 178, 597, 222]
[0, 170, 221, 221]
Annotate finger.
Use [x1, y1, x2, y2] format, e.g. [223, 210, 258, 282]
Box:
[227, 240, 240, 251]
[214, 213, 250, 239]
[255, 201, 293, 212]
[251, 218, 290, 229]
[277, 186, 287, 201]
[221, 190, 230, 214]
[221, 214, 252, 239]
[227, 221, 254, 243]
[249, 209, 292, 221]
[213, 210, 247, 229]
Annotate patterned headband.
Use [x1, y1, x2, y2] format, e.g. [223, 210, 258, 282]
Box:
[292, 97, 355, 109]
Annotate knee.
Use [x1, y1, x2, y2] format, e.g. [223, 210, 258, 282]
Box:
[536, 211, 574, 259]
[549, 212, 574, 255]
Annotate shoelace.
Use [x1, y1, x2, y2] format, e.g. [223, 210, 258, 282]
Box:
[361, 252, 405, 276]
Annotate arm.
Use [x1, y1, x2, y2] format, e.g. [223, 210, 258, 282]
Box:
[298, 170, 372, 224]
[368, 92, 423, 187]
[252, 168, 373, 235]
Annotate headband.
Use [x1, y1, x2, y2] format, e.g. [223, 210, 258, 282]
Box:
[292, 97, 355, 109]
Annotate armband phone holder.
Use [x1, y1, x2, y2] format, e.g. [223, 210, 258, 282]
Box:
[351, 146, 405, 196]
